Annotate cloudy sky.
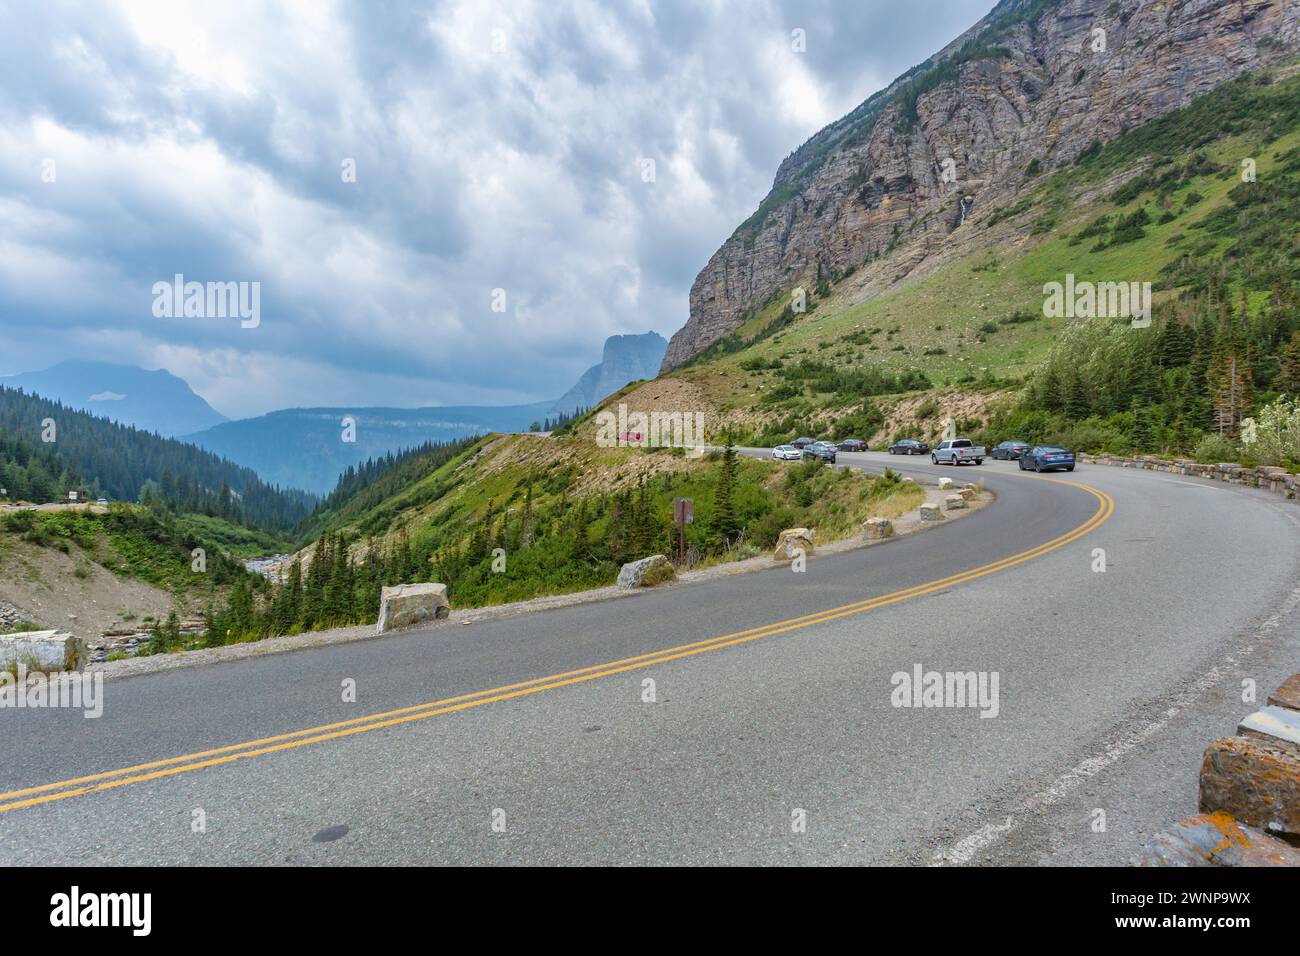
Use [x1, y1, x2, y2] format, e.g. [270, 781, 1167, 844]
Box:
[0, 0, 995, 419]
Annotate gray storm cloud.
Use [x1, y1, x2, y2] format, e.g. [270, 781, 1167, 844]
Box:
[0, 0, 994, 418]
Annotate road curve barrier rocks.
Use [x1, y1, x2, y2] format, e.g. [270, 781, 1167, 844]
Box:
[1269, 674, 1300, 710]
[959, 483, 979, 501]
[617, 554, 676, 589]
[937, 477, 954, 490]
[943, 494, 966, 511]
[376, 583, 450, 634]
[918, 502, 944, 521]
[773, 528, 815, 561]
[1197, 674, 1300, 843]
[1137, 812, 1300, 866]
[862, 517, 894, 541]
[0, 629, 86, 673]
[1078, 453, 1298, 498]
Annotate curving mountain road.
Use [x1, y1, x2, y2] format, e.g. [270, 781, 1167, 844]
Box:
[1, 453, 1297, 865]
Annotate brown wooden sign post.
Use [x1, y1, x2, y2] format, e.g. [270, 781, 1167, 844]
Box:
[673, 497, 694, 565]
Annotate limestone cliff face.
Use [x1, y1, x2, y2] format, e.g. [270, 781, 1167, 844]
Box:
[661, 0, 1300, 371]
[550, 331, 667, 416]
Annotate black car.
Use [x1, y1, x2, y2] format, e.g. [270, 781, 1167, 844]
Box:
[888, 438, 929, 455]
[791, 436, 817, 449]
[803, 441, 838, 464]
[991, 440, 1031, 460]
[837, 438, 868, 452]
[1019, 445, 1076, 472]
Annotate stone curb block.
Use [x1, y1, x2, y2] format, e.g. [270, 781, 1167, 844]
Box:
[772, 528, 814, 561]
[376, 583, 450, 633]
[0, 629, 86, 672]
[1199, 734, 1300, 840]
[1078, 453, 1298, 497]
[862, 517, 894, 541]
[616, 554, 676, 589]
[1137, 812, 1300, 867]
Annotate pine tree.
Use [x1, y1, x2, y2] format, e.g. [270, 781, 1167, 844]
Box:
[1280, 330, 1300, 396]
[712, 434, 739, 544]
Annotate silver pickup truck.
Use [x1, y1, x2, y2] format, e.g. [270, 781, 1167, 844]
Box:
[931, 438, 985, 466]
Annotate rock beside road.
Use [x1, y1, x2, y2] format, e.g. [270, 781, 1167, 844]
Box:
[0, 629, 86, 672]
[919, 503, 943, 522]
[862, 517, 894, 541]
[1137, 813, 1300, 867]
[377, 583, 450, 633]
[617, 555, 676, 589]
[773, 528, 814, 560]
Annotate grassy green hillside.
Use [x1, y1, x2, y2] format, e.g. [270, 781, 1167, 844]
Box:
[192, 432, 924, 645]
[0, 506, 264, 594]
[664, 66, 1300, 457]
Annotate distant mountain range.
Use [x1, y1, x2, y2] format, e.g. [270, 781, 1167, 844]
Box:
[183, 403, 554, 493]
[1, 361, 228, 437]
[8, 331, 663, 494]
[549, 331, 666, 416]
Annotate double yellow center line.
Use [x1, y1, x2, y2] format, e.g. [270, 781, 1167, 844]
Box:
[0, 476, 1113, 814]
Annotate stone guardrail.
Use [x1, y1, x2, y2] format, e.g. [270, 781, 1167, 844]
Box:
[1078, 453, 1298, 498]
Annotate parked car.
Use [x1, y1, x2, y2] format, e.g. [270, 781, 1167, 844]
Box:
[837, 438, 868, 452]
[888, 438, 930, 455]
[791, 436, 817, 449]
[932, 438, 986, 465]
[991, 440, 1031, 461]
[771, 444, 802, 461]
[1019, 445, 1076, 472]
[803, 441, 838, 464]
[96, 498, 108, 506]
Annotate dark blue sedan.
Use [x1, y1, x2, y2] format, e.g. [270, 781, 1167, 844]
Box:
[1019, 445, 1076, 472]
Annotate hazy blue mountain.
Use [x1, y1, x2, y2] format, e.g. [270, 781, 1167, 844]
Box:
[550, 331, 666, 417]
[184, 402, 554, 493]
[3, 360, 228, 437]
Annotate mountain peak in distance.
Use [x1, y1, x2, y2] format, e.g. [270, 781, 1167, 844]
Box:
[551, 331, 667, 417]
[2, 360, 229, 437]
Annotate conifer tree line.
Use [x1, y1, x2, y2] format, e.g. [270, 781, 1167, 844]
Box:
[0, 386, 316, 530]
[989, 283, 1300, 460]
[529, 407, 582, 432]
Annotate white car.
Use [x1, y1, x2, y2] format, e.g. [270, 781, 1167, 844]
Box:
[771, 444, 802, 461]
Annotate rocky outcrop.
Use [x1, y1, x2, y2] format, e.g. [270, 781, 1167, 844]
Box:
[552, 332, 667, 417]
[662, 0, 1300, 369]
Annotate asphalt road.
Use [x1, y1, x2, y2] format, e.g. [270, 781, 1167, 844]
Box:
[2, 453, 1298, 865]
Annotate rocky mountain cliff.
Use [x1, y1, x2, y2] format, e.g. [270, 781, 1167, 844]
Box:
[550, 331, 667, 415]
[662, 0, 1300, 370]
